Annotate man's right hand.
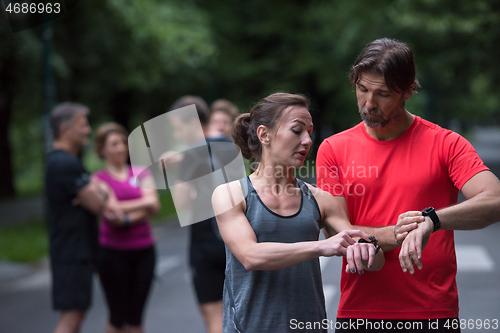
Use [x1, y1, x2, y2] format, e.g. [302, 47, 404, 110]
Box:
[103, 195, 127, 227]
[394, 211, 425, 244]
[75, 178, 110, 215]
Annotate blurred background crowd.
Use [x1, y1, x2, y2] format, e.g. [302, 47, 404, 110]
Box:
[1, 0, 500, 203]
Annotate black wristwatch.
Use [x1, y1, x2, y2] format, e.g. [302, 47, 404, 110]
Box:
[422, 207, 441, 233]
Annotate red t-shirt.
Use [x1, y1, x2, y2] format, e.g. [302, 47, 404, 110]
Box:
[316, 116, 489, 319]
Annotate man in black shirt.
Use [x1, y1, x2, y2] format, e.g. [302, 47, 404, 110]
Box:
[45, 102, 115, 333]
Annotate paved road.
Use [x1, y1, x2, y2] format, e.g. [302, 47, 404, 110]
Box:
[1, 127, 499, 333]
[1, 223, 498, 333]
[0, 221, 208, 333]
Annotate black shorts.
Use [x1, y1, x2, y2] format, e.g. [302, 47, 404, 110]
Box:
[335, 318, 461, 333]
[51, 260, 94, 311]
[190, 242, 226, 304]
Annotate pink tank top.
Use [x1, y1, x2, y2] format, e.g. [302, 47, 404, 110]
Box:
[93, 166, 155, 249]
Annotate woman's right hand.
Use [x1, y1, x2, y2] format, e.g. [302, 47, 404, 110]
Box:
[320, 229, 370, 257]
[102, 192, 126, 226]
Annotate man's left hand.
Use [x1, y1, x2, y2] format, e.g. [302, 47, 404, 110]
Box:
[398, 217, 433, 274]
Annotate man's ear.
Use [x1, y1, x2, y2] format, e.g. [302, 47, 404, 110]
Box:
[257, 125, 270, 146]
[405, 83, 417, 100]
[59, 122, 70, 138]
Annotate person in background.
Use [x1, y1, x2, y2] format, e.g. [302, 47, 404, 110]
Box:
[207, 99, 240, 139]
[46, 102, 115, 333]
[93, 122, 160, 333]
[162, 96, 237, 333]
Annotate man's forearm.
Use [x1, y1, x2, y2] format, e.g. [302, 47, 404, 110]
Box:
[356, 226, 400, 252]
[438, 170, 500, 231]
[438, 192, 500, 231]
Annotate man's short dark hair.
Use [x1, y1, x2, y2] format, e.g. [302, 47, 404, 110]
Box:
[170, 96, 210, 126]
[349, 38, 420, 95]
[50, 102, 90, 139]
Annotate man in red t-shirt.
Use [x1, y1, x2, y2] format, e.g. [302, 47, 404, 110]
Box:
[316, 38, 500, 332]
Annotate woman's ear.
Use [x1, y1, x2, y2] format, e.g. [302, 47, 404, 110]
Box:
[257, 125, 270, 146]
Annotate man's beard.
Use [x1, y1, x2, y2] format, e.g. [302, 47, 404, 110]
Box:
[359, 106, 404, 128]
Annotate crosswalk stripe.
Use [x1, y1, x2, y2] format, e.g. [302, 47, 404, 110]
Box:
[322, 284, 337, 311]
[455, 245, 495, 272]
[2, 255, 182, 292]
[156, 255, 182, 276]
[8, 270, 50, 292]
[320, 256, 333, 273]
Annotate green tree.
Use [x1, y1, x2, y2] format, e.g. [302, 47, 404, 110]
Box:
[0, 13, 42, 198]
[200, 0, 500, 145]
[2, 0, 216, 198]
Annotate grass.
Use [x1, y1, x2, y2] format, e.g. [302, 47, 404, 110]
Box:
[152, 190, 178, 224]
[0, 218, 48, 263]
[0, 191, 178, 263]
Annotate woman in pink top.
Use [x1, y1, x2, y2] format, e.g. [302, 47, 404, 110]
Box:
[93, 122, 160, 333]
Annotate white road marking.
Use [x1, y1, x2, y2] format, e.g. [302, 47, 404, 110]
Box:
[2, 255, 182, 292]
[322, 284, 337, 311]
[156, 255, 182, 276]
[455, 245, 495, 272]
[320, 256, 333, 273]
[8, 270, 50, 292]
[321, 257, 339, 313]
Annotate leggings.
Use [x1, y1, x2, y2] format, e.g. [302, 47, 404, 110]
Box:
[98, 246, 156, 328]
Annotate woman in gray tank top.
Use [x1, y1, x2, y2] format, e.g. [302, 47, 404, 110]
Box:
[212, 93, 385, 333]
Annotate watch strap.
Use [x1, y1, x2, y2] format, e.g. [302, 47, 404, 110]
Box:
[422, 207, 441, 232]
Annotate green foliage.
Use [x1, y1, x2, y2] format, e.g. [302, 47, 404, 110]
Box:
[2, 0, 500, 261]
[200, 0, 500, 134]
[388, 0, 500, 125]
[3, 0, 500, 198]
[11, 118, 44, 197]
[0, 204, 177, 263]
[71, 0, 215, 90]
[0, 218, 48, 263]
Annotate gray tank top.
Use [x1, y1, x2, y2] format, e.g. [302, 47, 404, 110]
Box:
[223, 176, 327, 333]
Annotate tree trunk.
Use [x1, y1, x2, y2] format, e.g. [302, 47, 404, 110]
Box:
[110, 90, 133, 131]
[0, 55, 17, 198]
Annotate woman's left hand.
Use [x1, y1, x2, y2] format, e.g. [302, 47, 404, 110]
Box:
[345, 242, 377, 275]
